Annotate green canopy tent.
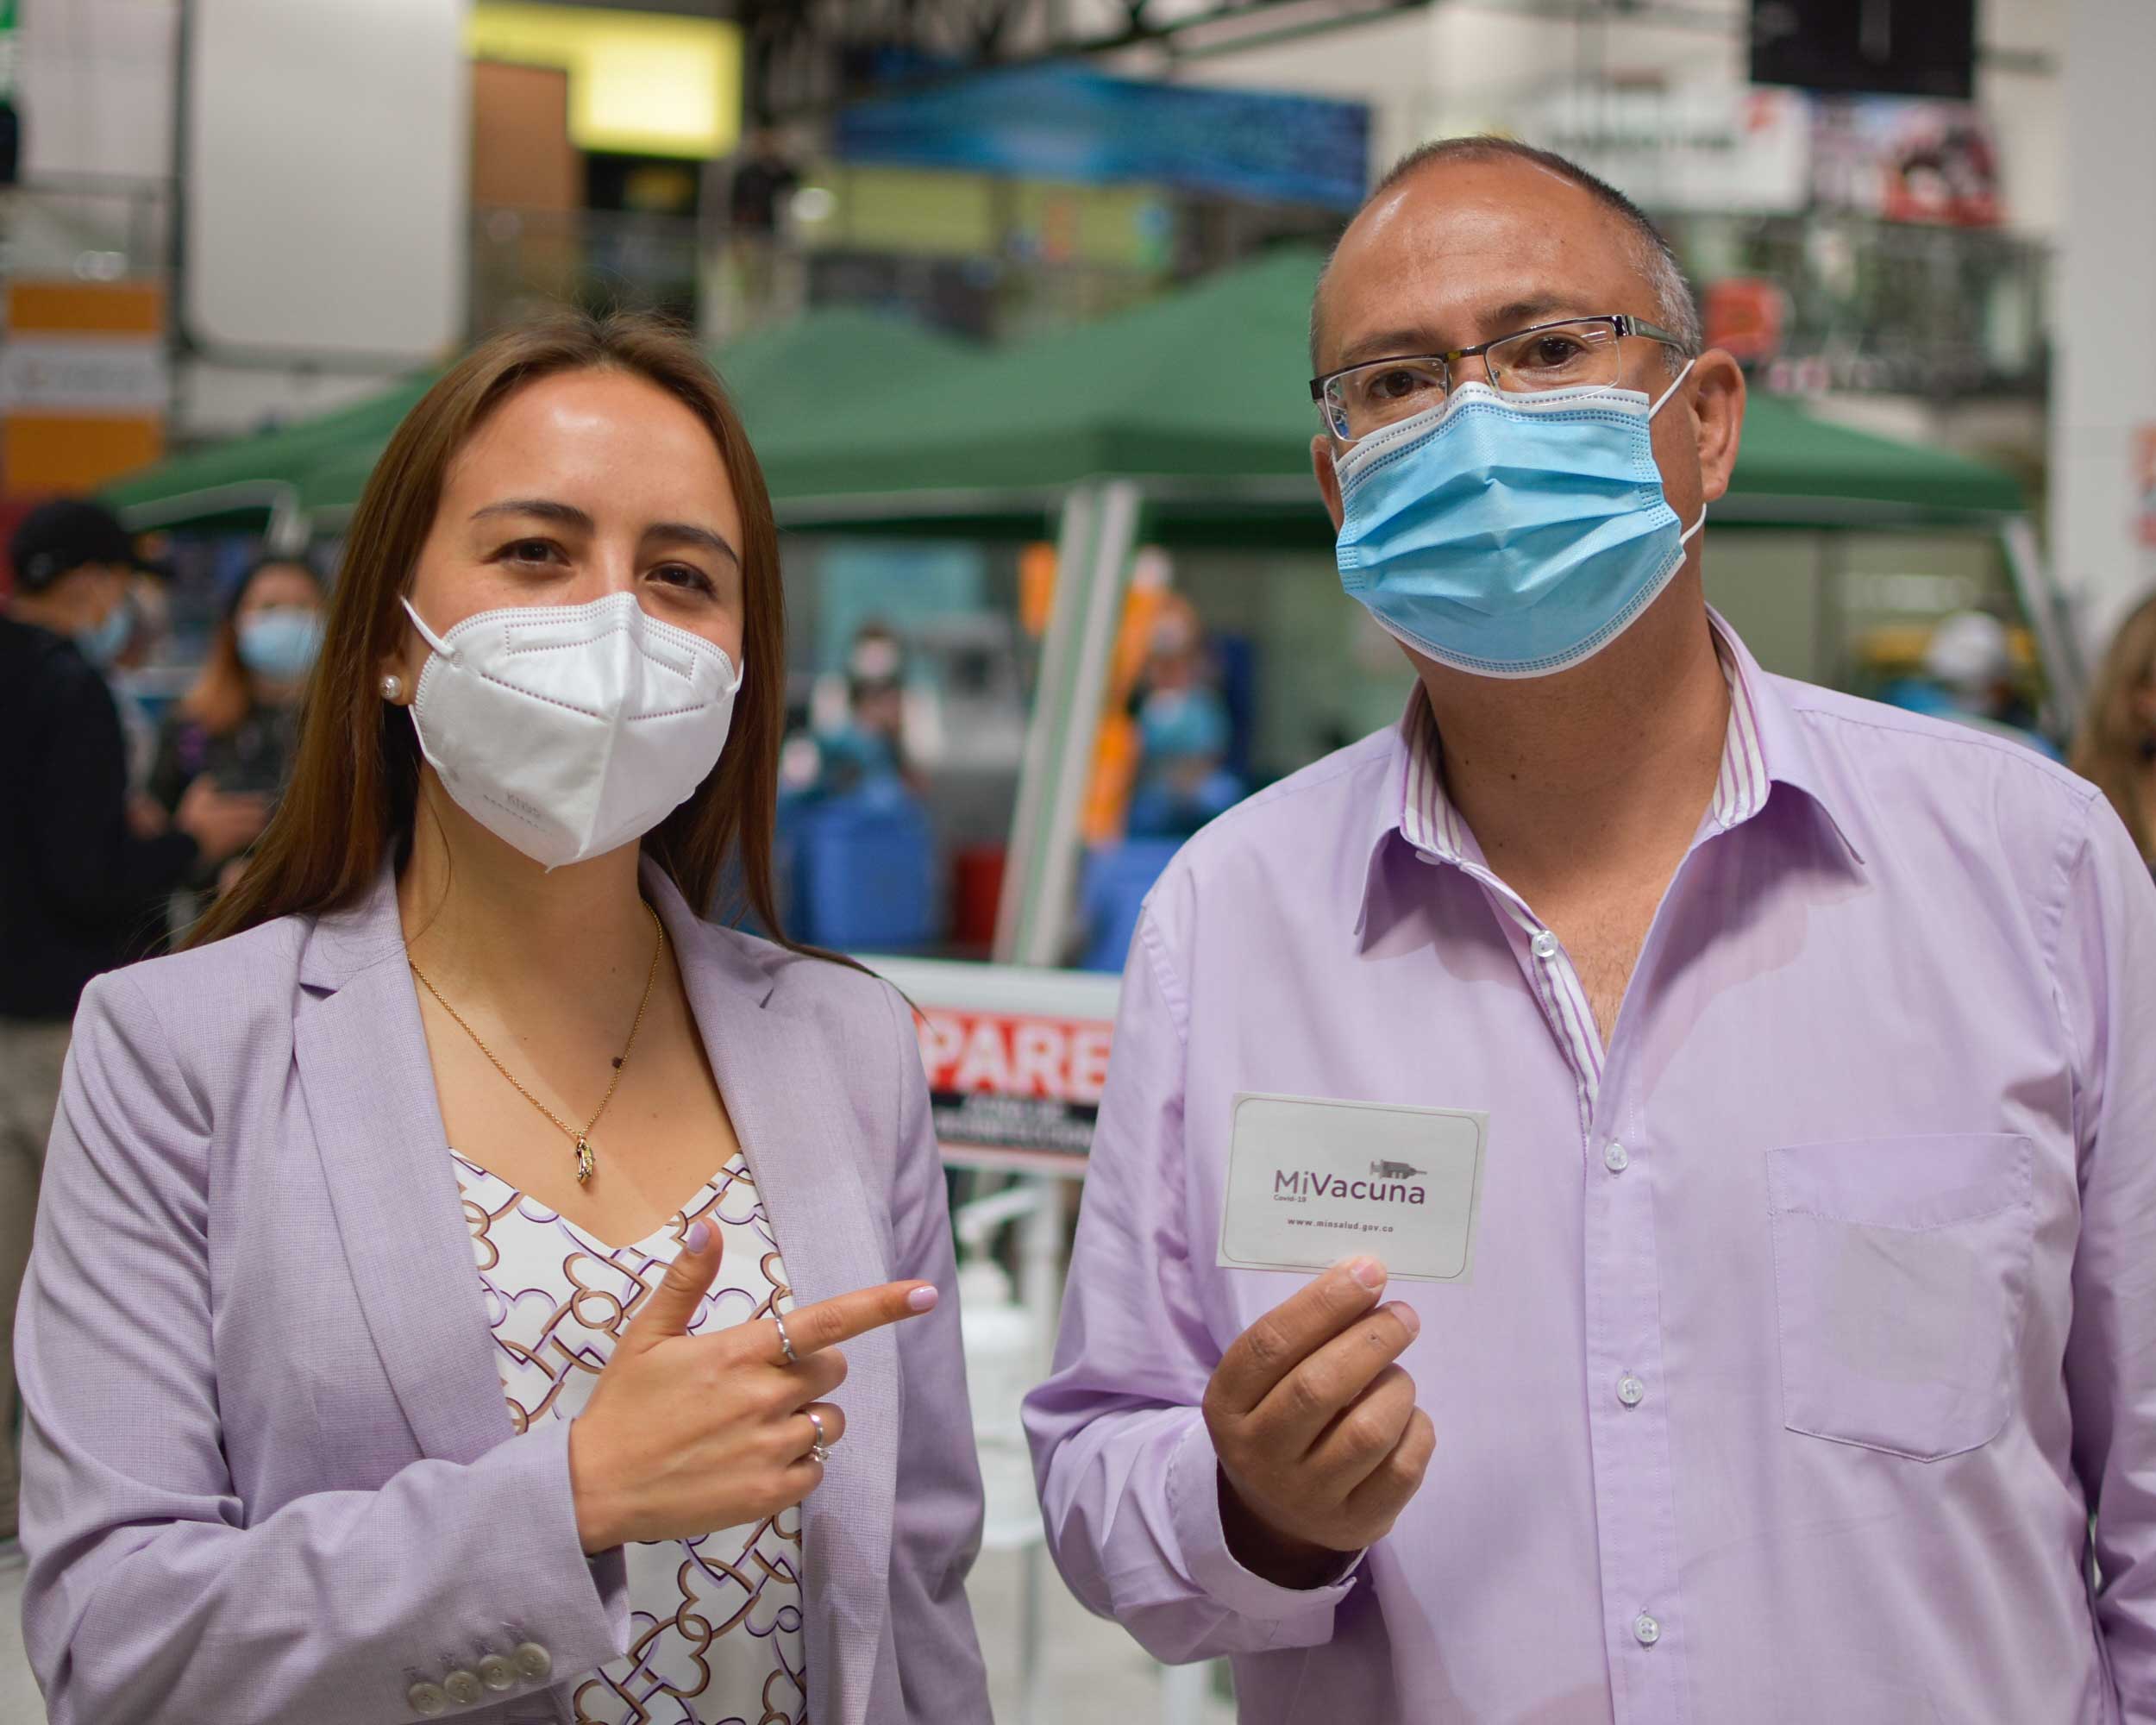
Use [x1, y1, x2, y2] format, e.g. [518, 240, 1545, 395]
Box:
[100, 307, 984, 539]
[102, 373, 442, 543]
[761, 246, 2026, 532]
[103, 258, 2026, 541]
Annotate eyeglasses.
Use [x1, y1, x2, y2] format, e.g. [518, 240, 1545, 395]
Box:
[1311, 314, 1688, 445]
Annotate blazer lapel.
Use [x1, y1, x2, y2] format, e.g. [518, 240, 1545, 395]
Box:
[650, 870, 899, 1725]
[295, 866, 513, 1466]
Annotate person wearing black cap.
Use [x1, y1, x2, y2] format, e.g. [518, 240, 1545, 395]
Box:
[0, 498, 266, 1555]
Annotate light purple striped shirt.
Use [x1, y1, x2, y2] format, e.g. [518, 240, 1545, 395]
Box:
[1026, 614, 2156, 1724]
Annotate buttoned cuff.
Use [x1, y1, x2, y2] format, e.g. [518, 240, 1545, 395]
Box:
[1163, 1418, 1363, 1632]
[500, 1420, 632, 1663]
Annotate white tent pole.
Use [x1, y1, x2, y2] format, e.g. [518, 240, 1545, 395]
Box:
[994, 482, 1099, 964]
[2001, 513, 2088, 732]
[995, 478, 1144, 969]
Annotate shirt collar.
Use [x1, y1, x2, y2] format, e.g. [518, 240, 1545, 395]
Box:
[1359, 610, 1865, 940]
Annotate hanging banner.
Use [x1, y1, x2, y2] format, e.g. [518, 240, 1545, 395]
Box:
[836, 66, 1370, 211]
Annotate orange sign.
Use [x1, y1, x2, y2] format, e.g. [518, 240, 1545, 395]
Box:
[1, 279, 166, 495]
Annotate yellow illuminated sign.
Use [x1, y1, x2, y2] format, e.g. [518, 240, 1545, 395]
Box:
[467, 3, 741, 159]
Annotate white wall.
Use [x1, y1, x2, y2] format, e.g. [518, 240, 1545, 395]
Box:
[15, 0, 466, 439]
[2050, 0, 2156, 645]
[184, 0, 467, 361]
[18, 0, 176, 181]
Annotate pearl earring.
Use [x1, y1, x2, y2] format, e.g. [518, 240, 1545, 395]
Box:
[379, 674, 404, 703]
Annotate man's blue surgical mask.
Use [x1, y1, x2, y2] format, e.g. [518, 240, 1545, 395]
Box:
[73, 599, 134, 669]
[1332, 364, 1702, 679]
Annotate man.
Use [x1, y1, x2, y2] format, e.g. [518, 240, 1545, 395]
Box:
[1025, 138, 2156, 1722]
[0, 499, 265, 1556]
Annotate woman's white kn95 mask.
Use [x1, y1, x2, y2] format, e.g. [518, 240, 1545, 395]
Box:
[402, 590, 743, 869]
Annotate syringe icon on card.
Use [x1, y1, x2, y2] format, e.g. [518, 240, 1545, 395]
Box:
[1369, 1160, 1426, 1181]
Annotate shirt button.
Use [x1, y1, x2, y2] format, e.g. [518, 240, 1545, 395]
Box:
[407, 1681, 449, 1716]
[1531, 930, 1558, 960]
[1634, 1612, 1663, 1647]
[443, 1669, 483, 1705]
[478, 1653, 517, 1691]
[1618, 1375, 1646, 1407]
[1413, 849, 1441, 866]
[1604, 1141, 1630, 1172]
[512, 1642, 554, 1683]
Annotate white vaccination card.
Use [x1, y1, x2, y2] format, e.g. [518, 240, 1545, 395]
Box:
[1218, 1092, 1488, 1283]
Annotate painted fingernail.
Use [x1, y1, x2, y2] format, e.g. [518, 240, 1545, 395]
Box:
[684, 1220, 711, 1254]
[1348, 1257, 1386, 1289]
[1391, 1302, 1421, 1337]
[906, 1285, 940, 1313]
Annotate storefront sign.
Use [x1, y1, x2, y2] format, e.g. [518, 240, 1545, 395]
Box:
[1, 279, 166, 495]
[1811, 97, 2001, 227]
[1522, 85, 1812, 215]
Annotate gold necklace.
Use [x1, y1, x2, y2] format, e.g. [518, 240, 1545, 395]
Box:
[407, 903, 666, 1186]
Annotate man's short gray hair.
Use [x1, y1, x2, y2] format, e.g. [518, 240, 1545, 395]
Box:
[1311, 135, 1703, 375]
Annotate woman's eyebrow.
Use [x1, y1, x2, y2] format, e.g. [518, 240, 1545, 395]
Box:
[645, 522, 740, 567]
[470, 498, 593, 532]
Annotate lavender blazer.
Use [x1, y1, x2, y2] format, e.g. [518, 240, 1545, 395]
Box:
[15, 860, 990, 1725]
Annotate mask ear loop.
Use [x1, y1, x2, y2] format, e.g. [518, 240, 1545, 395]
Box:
[1649, 356, 1697, 419]
[401, 596, 455, 660]
[1645, 359, 1711, 543]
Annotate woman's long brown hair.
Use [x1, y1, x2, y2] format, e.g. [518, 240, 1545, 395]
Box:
[186, 311, 804, 950]
[2071, 589, 2156, 862]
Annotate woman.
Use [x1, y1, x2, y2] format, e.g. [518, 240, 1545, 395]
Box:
[16, 313, 991, 1725]
[2071, 588, 2156, 869]
[149, 555, 327, 899]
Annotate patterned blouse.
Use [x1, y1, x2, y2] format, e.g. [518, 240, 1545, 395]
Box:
[450, 1146, 807, 1725]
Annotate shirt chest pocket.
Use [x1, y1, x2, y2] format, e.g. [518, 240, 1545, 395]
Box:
[1768, 1134, 2034, 1463]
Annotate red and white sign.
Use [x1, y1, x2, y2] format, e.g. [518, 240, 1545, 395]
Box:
[917, 1010, 1112, 1106]
[872, 956, 1121, 1169]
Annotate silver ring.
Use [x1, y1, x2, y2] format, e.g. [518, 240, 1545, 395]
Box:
[805, 1408, 833, 1464]
[771, 1310, 799, 1366]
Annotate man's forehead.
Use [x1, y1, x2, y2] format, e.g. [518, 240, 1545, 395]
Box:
[1314, 157, 1645, 364]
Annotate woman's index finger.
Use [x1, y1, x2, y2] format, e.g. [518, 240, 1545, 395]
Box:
[780, 1280, 938, 1357]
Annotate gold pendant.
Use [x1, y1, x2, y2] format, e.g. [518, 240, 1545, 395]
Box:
[574, 1137, 594, 1184]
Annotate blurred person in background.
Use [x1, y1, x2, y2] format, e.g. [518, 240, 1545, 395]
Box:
[110, 560, 176, 795]
[150, 555, 329, 903]
[1029, 137, 2156, 1724]
[728, 124, 800, 241]
[0, 498, 266, 1563]
[2071, 588, 2156, 873]
[13, 314, 987, 1725]
[809, 618, 914, 794]
[723, 125, 801, 322]
[1125, 599, 1243, 841]
[843, 619, 912, 781]
[1895, 606, 2059, 758]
